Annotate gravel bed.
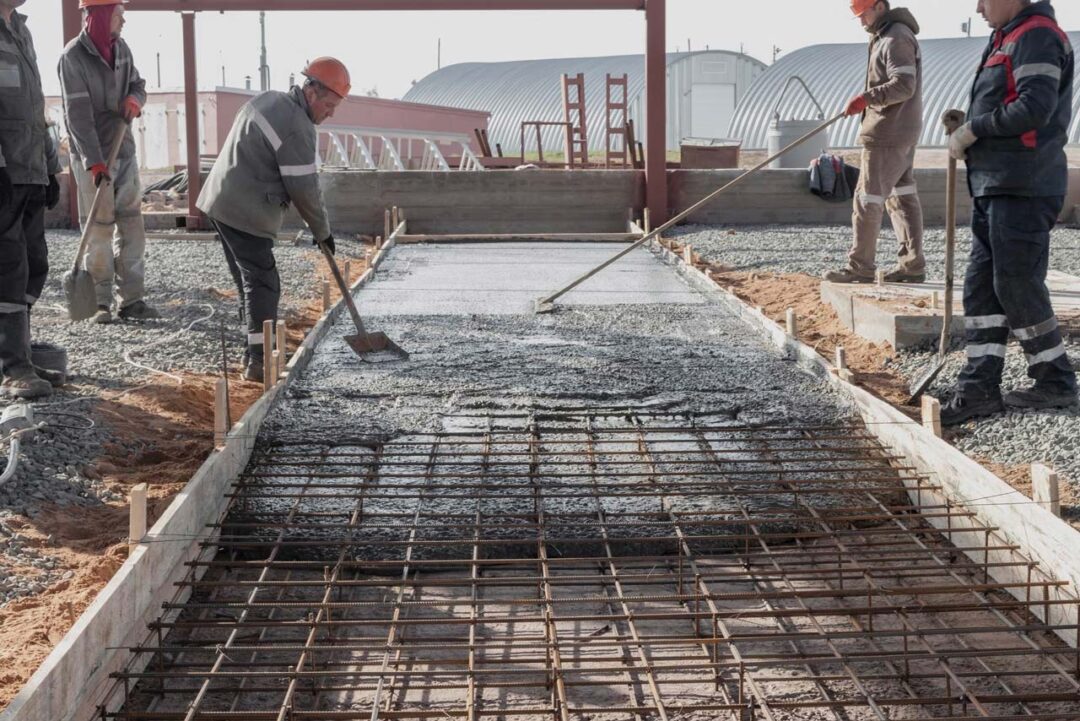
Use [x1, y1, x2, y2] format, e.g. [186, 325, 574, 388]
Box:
[0, 230, 357, 606]
[677, 222, 1080, 502]
[669, 223, 1080, 280]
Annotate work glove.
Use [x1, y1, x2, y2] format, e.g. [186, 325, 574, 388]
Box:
[90, 163, 111, 188]
[45, 174, 60, 210]
[948, 122, 977, 161]
[122, 96, 142, 122]
[0, 167, 11, 208]
[844, 94, 868, 117]
[316, 234, 336, 256]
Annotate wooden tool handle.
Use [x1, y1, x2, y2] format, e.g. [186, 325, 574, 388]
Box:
[318, 241, 367, 336]
[70, 124, 129, 274]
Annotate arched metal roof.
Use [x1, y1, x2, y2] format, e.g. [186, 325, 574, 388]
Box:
[404, 51, 765, 154]
[728, 34, 1080, 149]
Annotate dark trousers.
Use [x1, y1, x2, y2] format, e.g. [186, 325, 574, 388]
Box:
[0, 184, 48, 312]
[957, 195, 1077, 397]
[211, 219, 280, 362]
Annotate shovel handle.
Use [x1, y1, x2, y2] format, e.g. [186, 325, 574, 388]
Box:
[71, 124, 129, 274]
[938, 109, 965, 360]
[318, 240, 367, 336]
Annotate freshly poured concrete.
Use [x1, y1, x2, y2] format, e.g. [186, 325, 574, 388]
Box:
[354, 242, 703, 316]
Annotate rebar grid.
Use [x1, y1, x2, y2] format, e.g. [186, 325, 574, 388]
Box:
[101, 414, 1080, 721]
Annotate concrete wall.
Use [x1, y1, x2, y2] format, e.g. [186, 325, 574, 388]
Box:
[669, 168, 1080, 226]
[314, 170, 645, 235]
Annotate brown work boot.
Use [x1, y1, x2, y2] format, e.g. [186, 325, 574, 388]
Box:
[91, 305, 112, 325]
[33, 365, 66, 387]
[823, 267, 874, 284]
[883, 267, 926, 283]
[2, 366, 52, 400]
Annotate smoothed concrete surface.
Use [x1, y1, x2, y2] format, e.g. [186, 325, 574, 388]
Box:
[355, 242, 703, 316]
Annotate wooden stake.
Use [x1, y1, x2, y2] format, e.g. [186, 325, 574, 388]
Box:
[643, 207, 651, 234]
[214, 378, 228, 448]
[921, 395, 942, 437]
[627, 207, 634, 232]
[876, 270, 886, 287]
[321, 281, 331, 313]
[931, 291, 940, 310]
[384, 208, 392, 241]
[343, 259, 352, 286]
[271, 350, 281, 387]
[785, 308, 797, 337]
[391, 206, 399, 230]
[276, 320, 287, 378]
[129, 483, 147, 550]
[683, 244, 694, 265]
[835, 346, 847, 371]
[375, 235, 382, 251]
[1031, 463, 1061, 516]
[262, 320, 274, 392]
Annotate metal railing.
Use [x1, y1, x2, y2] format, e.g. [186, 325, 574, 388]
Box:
[318, 126, 485, 171]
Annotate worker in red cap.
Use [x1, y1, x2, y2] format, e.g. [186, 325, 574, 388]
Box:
[59, 0, 158, 324]
[824, 0, 925, 285]
[197, 59, 349, 382]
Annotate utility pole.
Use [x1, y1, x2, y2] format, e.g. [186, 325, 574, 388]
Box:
[772, 45, 782, 64]
[221, 65, 226, 86]
[258, 11, 270, 91]
[962, 17, 972, 37]
[437, 37, 441, 70]
[156, 52, 161, 87]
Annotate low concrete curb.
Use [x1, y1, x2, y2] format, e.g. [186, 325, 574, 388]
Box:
[0, 223, 405, 721]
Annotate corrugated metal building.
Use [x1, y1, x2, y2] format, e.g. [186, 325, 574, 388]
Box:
[404, 51, 767, 154]
[729, 34, 1080, 150]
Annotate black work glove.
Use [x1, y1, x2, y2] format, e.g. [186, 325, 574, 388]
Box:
[316, 234, 336, 256]
[0, 167, 12, 208]
[45, 174, 60, 210]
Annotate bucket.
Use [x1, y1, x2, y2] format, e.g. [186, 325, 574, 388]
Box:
[767, 118, 830, 169]
[31, 343, 68, 377]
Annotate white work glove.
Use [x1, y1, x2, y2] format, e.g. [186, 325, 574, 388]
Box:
[948, 123, 977, 161]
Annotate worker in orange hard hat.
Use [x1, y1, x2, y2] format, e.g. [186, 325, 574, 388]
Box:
[59, 0, 159, 324]
[824, 0, 925, 286]
[197, 58, 350, 382]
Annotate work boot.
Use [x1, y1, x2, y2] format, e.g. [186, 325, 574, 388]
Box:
[883, 267, 926, 283]
[92, 305, 112, 325]
[243, 355, 264, 383]
[118, 300, 161, 321]
[0, 312, 52, 400]
[940, 390, 1005, 426]
[33, 365, 66, 388]
[1003, 385, 1080, 411]
[822, 267, 874, 284]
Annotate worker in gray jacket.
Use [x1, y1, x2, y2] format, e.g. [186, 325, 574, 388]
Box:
[825, 0, 926, 284]
[0, 0, 65, 399]
[59, 0, 158, 324]
[197, 57, 349, 382]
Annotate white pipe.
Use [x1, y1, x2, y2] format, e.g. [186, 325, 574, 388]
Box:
[0, 437, 21, 486]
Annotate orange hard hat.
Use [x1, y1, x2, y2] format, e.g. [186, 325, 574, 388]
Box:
[79, 0, 126, 8]
[302, 57, 351, 99]
[850, 0, 878, 16]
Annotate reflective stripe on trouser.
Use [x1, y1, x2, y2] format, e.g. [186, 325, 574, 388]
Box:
[72, 155, 147, 308]
[849, 145, 925, 276]
[957, 195, 1077, 398]
[212, 219, 280, 363]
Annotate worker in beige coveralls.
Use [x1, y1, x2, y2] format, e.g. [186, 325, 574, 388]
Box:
[825, 0, 927, 284]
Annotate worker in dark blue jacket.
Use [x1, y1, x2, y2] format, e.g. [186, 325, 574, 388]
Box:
[941, 0, 1077, 425]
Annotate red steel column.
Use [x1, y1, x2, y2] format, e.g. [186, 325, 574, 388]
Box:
[644, 0, 667, 225]
[182, 11, 202, 229]
[63, 3, 83, 228]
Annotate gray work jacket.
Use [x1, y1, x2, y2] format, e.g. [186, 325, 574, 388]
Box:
[0, 10, 60, 184]
[58, 31, 145, 169]
[197, 86, 331, 242]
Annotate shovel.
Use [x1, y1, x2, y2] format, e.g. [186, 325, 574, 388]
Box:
[908, 109, 966, 404]
[317, 240, 408, 363]
[63, 124, 128, 322]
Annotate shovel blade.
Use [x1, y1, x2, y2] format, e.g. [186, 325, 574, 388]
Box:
[344, 332, 409, 363]
[63, 269, 99, 322]
[907, 358, 947, 405]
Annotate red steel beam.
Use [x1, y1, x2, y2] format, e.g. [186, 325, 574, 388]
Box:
[126, 0, 644, 10]
[644, 0, 666, 225]
[182, 11, 203, 229]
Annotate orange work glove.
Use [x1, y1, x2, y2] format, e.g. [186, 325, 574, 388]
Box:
[89, 163, 111, 187]
[844, 94, 868, 116]
[122, 96, 142, 121]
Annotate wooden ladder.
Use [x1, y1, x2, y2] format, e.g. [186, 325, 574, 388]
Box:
[561, 73, 589, 169]
[605, 73, 629, 169]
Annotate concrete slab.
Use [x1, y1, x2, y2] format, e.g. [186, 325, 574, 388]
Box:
[355, 242, 703, 316]
[821, 270, 1080, 349]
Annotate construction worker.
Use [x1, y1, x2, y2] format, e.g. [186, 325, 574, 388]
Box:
[941, 0, 1077, 425]
[59, 0, 158, 325]
[825, 0, 925, 284]
[197, 58, 348, 382]
[0, 0, 64, 399]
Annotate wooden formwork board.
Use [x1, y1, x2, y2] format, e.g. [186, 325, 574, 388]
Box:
[0, 221, 407, 721]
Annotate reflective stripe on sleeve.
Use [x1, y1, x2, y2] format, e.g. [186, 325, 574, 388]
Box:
[966, 343, 1007, 359]
[1014, 63, 1063, 82]
[280, 163, 318, 177]
[250, 109, 282, 152]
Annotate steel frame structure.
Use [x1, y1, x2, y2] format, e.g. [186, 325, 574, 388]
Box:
[60, 0, 667, 229]
[94, 413, 1080, 721]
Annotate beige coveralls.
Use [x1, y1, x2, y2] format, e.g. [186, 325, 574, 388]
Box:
[849, 8, 926, 277]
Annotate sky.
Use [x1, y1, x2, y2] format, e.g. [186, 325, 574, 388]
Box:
[26, 0, 1080, 100]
